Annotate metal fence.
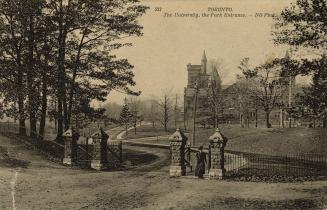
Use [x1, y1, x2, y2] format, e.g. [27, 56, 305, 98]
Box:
[75, 143, 123, 168]
[184, 147, 327, 179]
[225, 150, 327, 178]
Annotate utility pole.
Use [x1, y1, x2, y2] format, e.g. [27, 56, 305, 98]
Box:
[183, 99, 187, 131]
[239, 95, 243, 128]
[288, 76, 292, 128]
[192, 83, 199, 146]
[280, 108, 284, 128]
[255, 97, 258, 128]
[174, 94, 178, 128]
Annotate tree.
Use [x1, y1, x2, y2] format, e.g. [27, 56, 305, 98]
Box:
[299, 57, 327, 128]
[156, 94, 173, 132]
[146, 100, 157, 128]
[0, 0, 29, 136]
[241, 57, 288, 128]
[129, 97, 141, 135]
[273, 0, 327, 127]
[48, 0, 147, 140]
[0, 0, 148, 142]
[104, 102, 122, 120]
[119, 100, 132, 137]
[273, 0, 327, 55]
[207, 65, 223, 128]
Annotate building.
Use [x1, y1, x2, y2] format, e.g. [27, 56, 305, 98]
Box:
[183, 51, 222, 123]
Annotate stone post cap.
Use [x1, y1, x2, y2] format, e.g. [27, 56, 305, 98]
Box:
[209, 128, 225, 142]
[62, 128, 73, 137]
[91, 132, 101, 139]
[169, 128, 188, 141]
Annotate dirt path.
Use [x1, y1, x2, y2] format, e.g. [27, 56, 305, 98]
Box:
[1, 133, 327, 209]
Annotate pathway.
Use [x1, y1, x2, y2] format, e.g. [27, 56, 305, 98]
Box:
[0, 133, 327, 209]
[113, 127, 247, 173]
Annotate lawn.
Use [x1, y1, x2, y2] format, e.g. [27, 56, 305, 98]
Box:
[128, 124, 327, 156]
[193, 126, 327, 156]
[122, 125, 176, 139]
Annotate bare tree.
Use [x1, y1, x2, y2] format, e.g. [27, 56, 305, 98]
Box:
[240, 57, 288, 128]
[207, 59, 224, 128]
[155, 93, 173, 132]
[148, 100, 157, 127]
[129, 97, 141, 135]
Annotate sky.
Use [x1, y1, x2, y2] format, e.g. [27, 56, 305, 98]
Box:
[104, 0, 296, 105]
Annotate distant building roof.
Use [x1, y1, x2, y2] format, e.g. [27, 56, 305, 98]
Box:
[202, 50, 207, 61]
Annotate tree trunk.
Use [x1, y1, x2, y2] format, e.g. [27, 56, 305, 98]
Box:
[255, 108, 258, 128]
[56, 98, 64, 141]
[289, 115, 292, 128]
[125, 124, 128, 138]
[240, 113, 244, 128]
[279, 109, 284, 128]
[54, 100, 57, 131]
[27, 13, 37, 139]
[63, 93, 68, 130]
[67, 32, 85, 127]
[17, 60, 26, 136]
[56, 5, 68, 141]
[323, 117, 327, 129]
[39, 69, 48, 140]
[18, 94, 26, 136]
[246, 114, 250, 128]
[265, 110, 271, 128]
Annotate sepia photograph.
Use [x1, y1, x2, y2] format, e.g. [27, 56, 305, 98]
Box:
[0, 0, 327, 209]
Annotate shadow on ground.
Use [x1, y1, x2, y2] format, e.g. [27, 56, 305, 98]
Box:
[188, 197, 320, 210]
[0, 158, 30, 168]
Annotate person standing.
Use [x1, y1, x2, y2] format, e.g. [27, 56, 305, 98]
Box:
[195, 146, 207, 178]
[100, 127, 109, 164]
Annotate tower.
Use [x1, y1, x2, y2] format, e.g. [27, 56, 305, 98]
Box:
[201, 50, 207, 74]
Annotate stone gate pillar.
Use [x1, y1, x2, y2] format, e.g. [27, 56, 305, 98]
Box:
[90, 132, 104, 170]
[169, 128, 187, 177]
[208, 128, 227, 179]
[63, 128, 78, 166]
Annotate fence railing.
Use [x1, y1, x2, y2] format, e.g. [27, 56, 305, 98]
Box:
[182, 147, 327, 179]
[225, 151, 327, 179]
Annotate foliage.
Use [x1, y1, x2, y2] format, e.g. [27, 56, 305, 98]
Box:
[0, 0, 148, 139]
[119, 102, 132, 126]
[273, 0, 327, 127]
[239, 57, 288, 128]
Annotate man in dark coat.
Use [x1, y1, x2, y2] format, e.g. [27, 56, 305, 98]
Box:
[195, 146, 207, 178]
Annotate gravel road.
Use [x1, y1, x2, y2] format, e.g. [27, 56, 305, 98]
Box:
[1, 133, 327, 210]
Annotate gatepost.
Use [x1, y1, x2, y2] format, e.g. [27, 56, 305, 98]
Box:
[208, 128, 227, 179]
[90, 132, 105, 170]
[169, 128, 187, 177]
[63, 128, 78, 166]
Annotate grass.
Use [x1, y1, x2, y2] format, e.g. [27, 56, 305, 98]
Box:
[224, 127, 327, 156]
[127, 124, 327, 156]
[123, 125, 176, 139]
[193, 126, 327, 156]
